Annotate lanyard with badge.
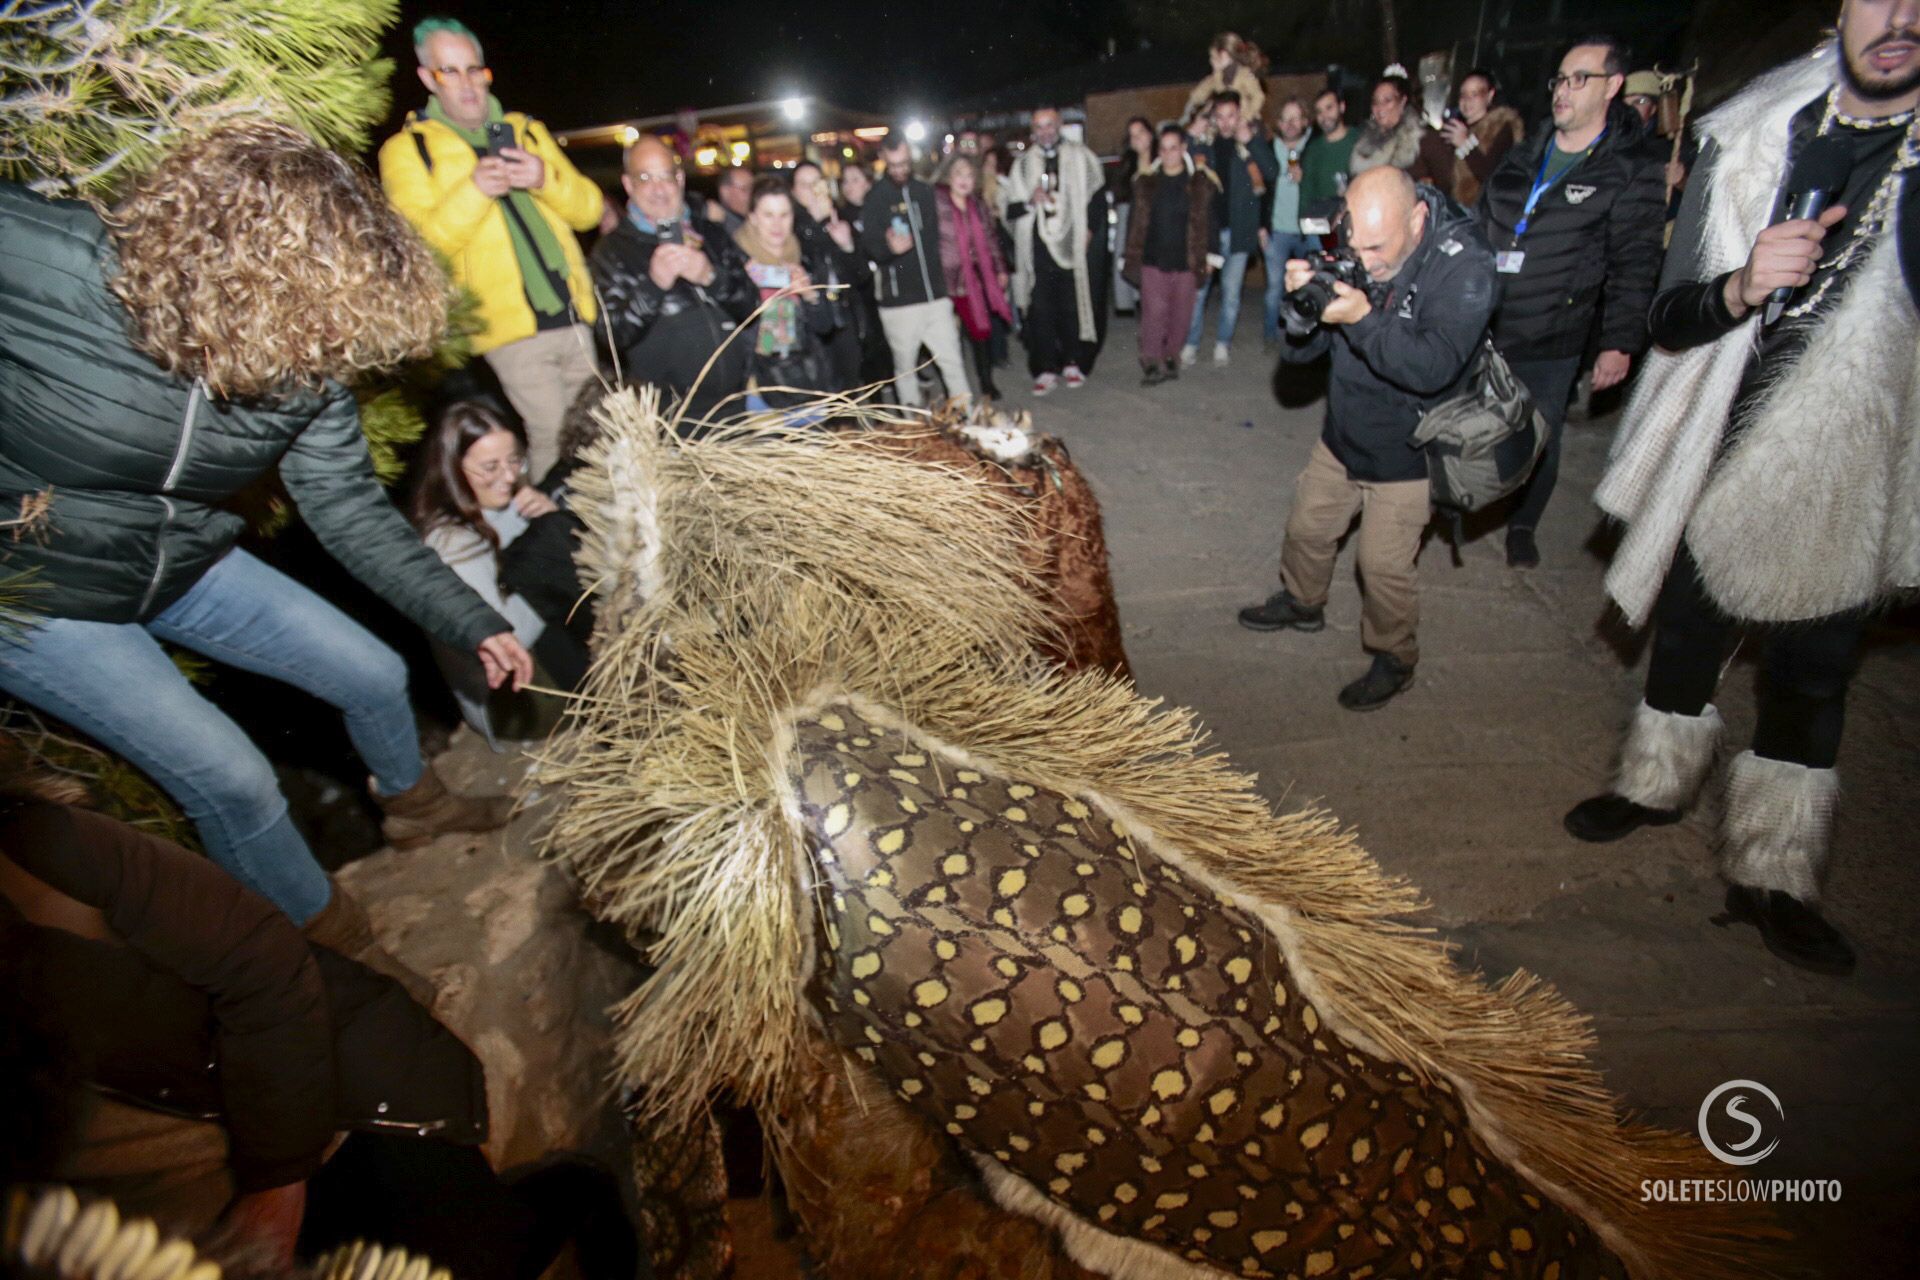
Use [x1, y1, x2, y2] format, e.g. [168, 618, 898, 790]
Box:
[1496, 129, 1604, 274]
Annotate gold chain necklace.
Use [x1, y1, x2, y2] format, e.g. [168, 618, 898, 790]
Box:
[1781, 87, 1919, 319]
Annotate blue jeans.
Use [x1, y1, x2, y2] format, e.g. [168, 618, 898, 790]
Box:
[1186, 231, 1251, 349]
[1263, 231, 1319, 342]
[0, 549, 424, 922]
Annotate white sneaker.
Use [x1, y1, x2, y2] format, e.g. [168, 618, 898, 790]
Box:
[1062, 364, 1086, 389]
[1032, 372, 1059, 397]
[1178, 344, 1198, 367]
[1212, 342, 1231, 367]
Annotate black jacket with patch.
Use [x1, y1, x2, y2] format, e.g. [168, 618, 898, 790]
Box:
[1477, 103, 1668, 361]
[1281, 186, 1498, 483]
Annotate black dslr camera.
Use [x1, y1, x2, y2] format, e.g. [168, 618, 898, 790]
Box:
[1284, 246, 1373, 329]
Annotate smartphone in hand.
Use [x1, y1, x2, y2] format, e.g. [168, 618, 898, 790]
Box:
[485, 121, 516, 154]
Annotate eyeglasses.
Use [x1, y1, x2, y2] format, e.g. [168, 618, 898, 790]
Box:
[1548, 71, 1605, 93]
[629, 170, 679, 184]
[462, 452, 525, 483]
[430, 65, 493, 86]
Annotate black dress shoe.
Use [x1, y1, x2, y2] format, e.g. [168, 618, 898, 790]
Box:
[1141, 362, 1166, 387]
[1715, 884, 1857, 976]
[1563, 793, 1684, 842]
[1161, 358, 1180, 382]
[1506, 527, 1540, 568]
[1237, 590, 1325, 632]
[1337, 654, 1415, 711]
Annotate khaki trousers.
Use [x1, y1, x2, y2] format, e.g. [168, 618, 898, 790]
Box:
[878, 298, 973, 408]
[1277, 439, 1429, 666]
[482, 323, 601, 479]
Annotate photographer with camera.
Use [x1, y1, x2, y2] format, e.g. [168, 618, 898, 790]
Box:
[1237, 167, 1497, 710]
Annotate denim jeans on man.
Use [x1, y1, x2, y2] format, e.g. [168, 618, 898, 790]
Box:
[1186, 230, 1251, 349]
[1262, 232, 1320, 342]
[0, 549, 425, 923]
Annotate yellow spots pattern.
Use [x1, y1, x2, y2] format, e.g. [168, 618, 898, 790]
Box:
[792, 705, 1628, 1280]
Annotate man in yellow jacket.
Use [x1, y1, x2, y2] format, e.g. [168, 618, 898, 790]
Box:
[380, 17, 605, 477]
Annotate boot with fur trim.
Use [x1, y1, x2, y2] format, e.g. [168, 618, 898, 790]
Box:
[1715, 751, 1852, 973]
[375, 764, 514, 851]
[303, 878, 439, 1007]
[1565, 702, 1722, 841]
[1720, 750, 1838, 903]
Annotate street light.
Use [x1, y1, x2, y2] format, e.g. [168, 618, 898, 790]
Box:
[904, 119, 927, 143]
[781, 97, 806, 123]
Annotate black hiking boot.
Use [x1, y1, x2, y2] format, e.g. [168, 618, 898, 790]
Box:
[1237, 589, 1325, 633]
[1337, 654, 1415, 711]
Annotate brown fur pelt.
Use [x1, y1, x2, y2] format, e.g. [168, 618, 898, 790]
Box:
[858, 403, 1131, 681]
[772, 1031, 1105, 1280]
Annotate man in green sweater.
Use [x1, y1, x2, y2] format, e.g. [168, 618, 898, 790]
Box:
[1298, 88, 1361, 216]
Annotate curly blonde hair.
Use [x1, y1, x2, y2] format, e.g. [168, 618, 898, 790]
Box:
[107, 121, 451, 400]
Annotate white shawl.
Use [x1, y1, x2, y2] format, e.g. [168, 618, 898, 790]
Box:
[1595, 41, 1920, 625]
[1004, 140, 1106, 342]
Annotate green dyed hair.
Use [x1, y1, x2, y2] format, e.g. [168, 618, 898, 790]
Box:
[412, 16, 483, 64]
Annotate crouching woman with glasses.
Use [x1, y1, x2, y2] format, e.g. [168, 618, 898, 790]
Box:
[411, 403, 592, 743]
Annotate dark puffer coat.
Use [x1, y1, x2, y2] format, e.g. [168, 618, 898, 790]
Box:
[1477, 103, 1668, 360]
[1280, 186, 1498, 483]
[0, 183, 504, 649]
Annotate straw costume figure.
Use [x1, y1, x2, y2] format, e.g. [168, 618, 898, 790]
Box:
[867, 399, 1131, 680]
[538, 388, 1784, 1279]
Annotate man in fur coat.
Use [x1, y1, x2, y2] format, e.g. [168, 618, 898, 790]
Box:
[1567, 0, 1920, 975]
[1002, 108, 1108, 395]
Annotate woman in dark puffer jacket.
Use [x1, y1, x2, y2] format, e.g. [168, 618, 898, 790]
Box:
[0, 123, 530, 933]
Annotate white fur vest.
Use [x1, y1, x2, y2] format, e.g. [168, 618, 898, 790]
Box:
[1595, 42, 1920, 626]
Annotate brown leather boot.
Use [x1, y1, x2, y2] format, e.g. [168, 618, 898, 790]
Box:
[303, 878, 438, 1008]
[375, 765, 515, 851]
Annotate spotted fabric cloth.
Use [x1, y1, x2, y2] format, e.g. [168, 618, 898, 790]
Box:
[791, 704, 1628, 1279]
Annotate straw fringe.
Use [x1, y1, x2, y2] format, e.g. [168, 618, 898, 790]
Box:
[536, 391, 1785, 1280]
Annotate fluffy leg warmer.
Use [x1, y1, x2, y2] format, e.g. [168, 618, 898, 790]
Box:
[1720, 750, 1839, 904]
[1614, 701, 1724, 810]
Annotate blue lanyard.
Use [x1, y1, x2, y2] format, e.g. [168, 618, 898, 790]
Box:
[1515, 130, 1604, 237]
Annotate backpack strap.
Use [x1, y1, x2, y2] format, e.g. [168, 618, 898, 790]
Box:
[411, 127, 433, 174]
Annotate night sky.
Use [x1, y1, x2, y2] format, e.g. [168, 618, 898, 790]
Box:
[381, 0, 1135, 133]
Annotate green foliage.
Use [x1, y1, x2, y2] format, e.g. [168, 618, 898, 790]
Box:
[1, 706, 201, 847]
[351, 279, 484, 484]
[0, 0, 402, 199]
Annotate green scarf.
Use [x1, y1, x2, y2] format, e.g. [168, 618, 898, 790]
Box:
[428, 95, 571, 317]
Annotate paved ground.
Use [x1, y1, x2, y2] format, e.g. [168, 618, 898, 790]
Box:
[1009, 315, 1920, 1275]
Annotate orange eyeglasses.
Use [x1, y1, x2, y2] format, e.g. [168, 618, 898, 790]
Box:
[430, 65, 493, 86]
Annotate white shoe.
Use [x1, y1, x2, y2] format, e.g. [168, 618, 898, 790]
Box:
[1031, 372, 1059, 397]
[1212, 342, 1231, 367]
[1178, 344, 1198, 368]
[1062, 365, 1086, 389]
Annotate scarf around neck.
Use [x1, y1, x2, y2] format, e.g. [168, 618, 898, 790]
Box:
[734, 221, 804, 356]
[428, 95, 571, 317]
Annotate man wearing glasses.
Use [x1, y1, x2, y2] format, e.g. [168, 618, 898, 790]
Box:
[1476, 36, 1666, 569]
[380, 17, 605, 479]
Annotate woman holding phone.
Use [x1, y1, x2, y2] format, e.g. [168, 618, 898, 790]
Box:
[732, 178, 841, 410]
